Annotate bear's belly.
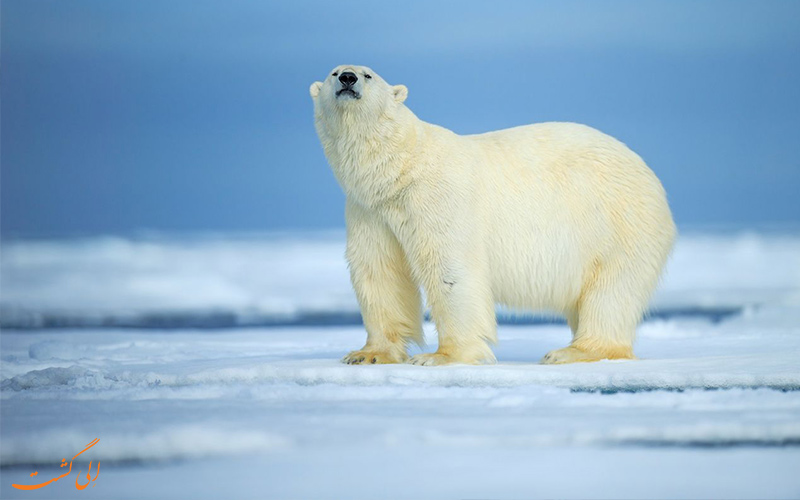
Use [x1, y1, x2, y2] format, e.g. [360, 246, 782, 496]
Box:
[486, 223, 587, 312]
[480, 174, 603, 313]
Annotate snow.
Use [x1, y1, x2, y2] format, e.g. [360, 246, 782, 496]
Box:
[1, 230, 800, 499]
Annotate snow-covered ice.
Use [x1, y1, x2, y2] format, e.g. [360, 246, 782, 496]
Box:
[1, 230, 799, 499]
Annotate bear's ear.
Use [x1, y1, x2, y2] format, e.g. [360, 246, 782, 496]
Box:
[392, 84, 408, 103]
[309, 81, 323, 99]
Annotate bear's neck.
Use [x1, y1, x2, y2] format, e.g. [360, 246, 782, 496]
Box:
[322, 106, 420, 208]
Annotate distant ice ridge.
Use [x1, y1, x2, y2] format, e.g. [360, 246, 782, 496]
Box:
[0, 232, 352, 329]
[2, 230, 799, 329]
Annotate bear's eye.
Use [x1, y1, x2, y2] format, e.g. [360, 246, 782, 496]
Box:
[365, 74, 372, 79]
[332, 72, 338, 77]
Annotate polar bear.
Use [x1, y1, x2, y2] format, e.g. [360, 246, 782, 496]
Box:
[310, 65, 676, 365]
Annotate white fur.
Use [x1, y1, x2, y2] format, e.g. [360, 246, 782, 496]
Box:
[311, 65, 676, 365]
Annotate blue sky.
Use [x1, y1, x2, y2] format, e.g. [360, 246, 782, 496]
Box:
[2, 0, 799, 237]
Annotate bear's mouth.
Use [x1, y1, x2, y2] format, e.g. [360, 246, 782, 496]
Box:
[336, 88, 361, 99]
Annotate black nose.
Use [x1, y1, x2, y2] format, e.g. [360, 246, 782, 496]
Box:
[339, 72, 358, 87]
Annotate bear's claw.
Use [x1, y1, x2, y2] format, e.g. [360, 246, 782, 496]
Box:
[541, 346, 598, 364]
[342, 349, 406, 365]
[408, 353, 455, 366]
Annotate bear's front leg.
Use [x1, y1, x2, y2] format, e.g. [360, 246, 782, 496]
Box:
[343, 200, 423, 365]
[407, 242, 497, 366]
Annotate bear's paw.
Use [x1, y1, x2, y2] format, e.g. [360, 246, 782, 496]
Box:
[541, 345, 635, 364]
[408, 353, 456, 366]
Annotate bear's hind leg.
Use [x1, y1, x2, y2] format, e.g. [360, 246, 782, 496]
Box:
[541, 260, 650, 364]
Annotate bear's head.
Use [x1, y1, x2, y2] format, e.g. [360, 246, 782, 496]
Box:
[310, 65, 408, 121]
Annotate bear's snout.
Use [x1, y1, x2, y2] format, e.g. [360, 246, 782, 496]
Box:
[338, 72, 358, 87]
[335, 71, 361, 100]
